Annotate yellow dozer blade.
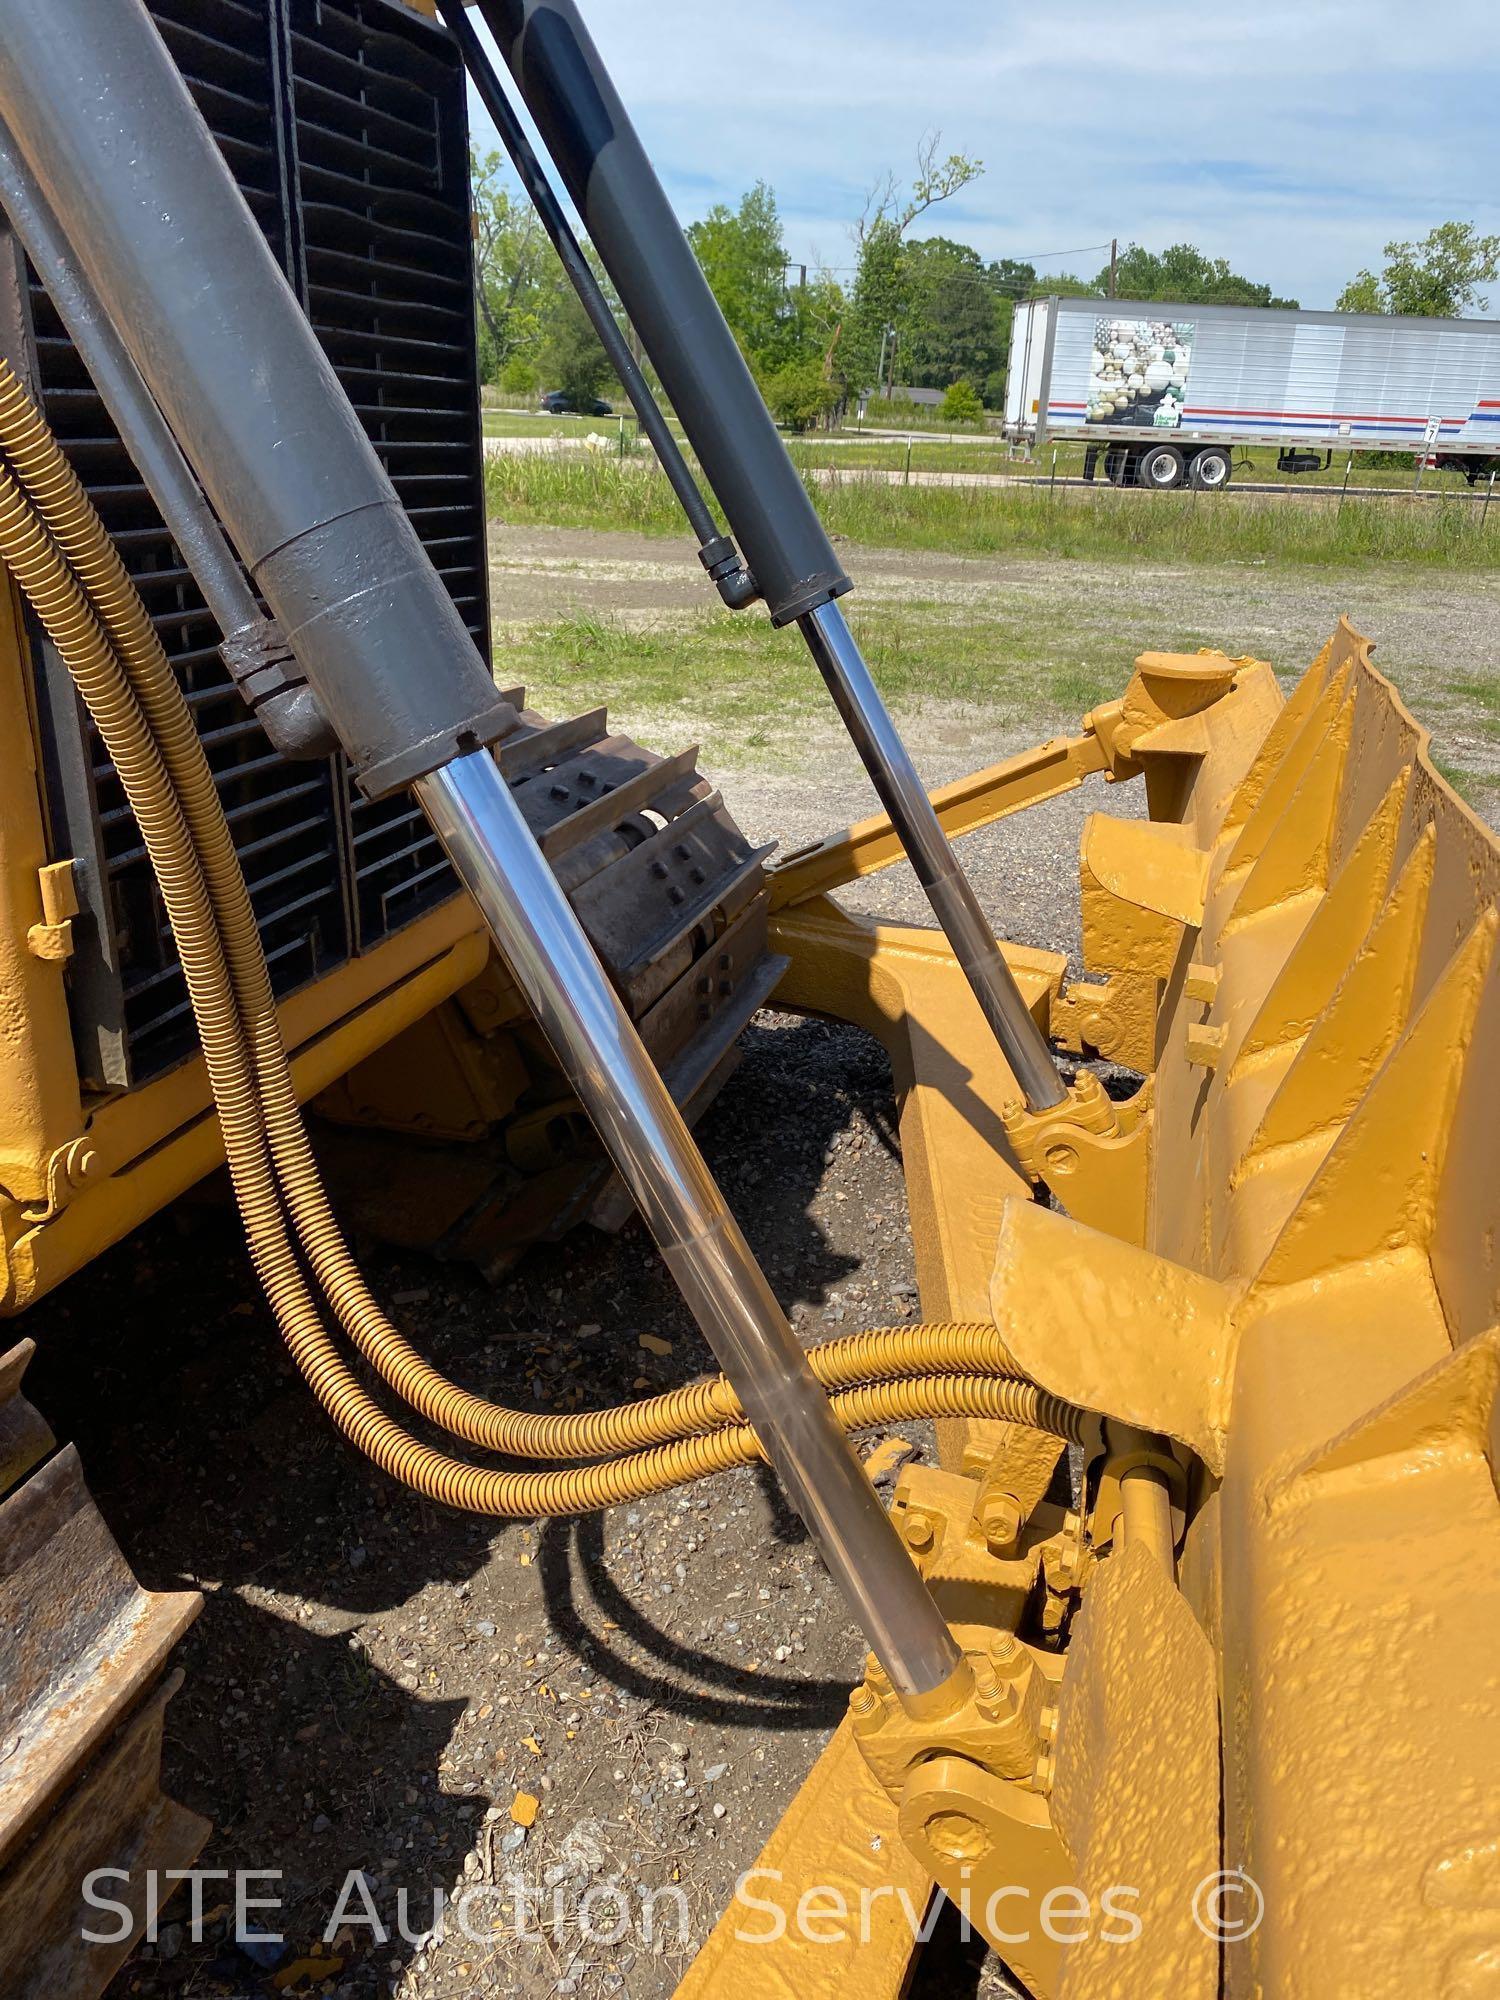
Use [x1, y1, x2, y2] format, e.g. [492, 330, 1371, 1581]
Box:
[682, 616, 1499, 2000]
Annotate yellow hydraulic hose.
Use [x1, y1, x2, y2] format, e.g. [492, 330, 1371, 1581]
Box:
[0, 357, 758, 1459]
[0, 360, 1046, 1462]
[0, 369, 1084, 1518]
[0, 463, 374, 1460]
[0, 361, 510, 1441]
[257, 1371, 1086, 1521]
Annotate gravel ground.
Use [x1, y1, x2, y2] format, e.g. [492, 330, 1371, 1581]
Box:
[29, 971, 1021, 2000]
[489, 523, 1500, 813]
[487, 520, 1500, 682]
[22, 525, 1493, 2000]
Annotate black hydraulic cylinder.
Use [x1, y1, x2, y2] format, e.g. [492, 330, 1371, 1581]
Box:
[475, 0, 850, 628]
[432, 0, 754, 610]
[0, 0, 516, 797]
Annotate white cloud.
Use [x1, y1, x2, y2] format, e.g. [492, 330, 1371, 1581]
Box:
[467, 2, 1500, 310]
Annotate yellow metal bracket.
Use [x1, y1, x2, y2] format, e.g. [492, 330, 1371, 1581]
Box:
[24, 860, 77, 964]
[768, 730, 1114, 911]
[767, 647, 1249, 917]
[1001, 1071, 1154, 1244]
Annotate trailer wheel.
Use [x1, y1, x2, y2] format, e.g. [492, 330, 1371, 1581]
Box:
[1104, 446, 1133, 486]
[1188, 446, 1232, 491]
[1137, 443, 1186, 490]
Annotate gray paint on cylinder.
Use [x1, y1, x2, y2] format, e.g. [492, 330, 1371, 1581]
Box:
[0, 0, 516, 795]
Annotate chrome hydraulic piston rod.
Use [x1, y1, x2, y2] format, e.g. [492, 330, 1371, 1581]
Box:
[800, 602, 1067, 1109]
[418, 753, 966, 1698]
[0, 0, 967, 1704]
[473, 0, 1067, 1110]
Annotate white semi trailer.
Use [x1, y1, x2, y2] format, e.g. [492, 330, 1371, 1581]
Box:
[1004, 294, 1500, 490]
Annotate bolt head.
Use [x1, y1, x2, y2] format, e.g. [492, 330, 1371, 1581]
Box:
[988, 1631, 1025, 1673]
[903, 1510, 935, 1551]
[980, 1495, 1023, 1549]
[924, 1810, 990, 1864]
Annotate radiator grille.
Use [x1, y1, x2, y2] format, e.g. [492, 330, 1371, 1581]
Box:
[9, 0, 483, 1087]
[285, 0, 486, 953]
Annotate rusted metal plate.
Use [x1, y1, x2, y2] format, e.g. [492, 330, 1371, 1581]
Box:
[0, 1670, 208, 2000]
[315, 700, 787, 1270]
[0, 1338, 53, 1497]
[0, 1443, 204, 1998]
[572, 790, 775, 1014]
[0, 1445, 201, 1871]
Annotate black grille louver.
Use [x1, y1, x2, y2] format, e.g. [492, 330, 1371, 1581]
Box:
[7, 0, 484, 1087]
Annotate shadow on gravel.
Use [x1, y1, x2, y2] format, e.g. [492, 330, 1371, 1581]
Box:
[534, 1512, 848, 1731]
[19, 1011, 928, 1993]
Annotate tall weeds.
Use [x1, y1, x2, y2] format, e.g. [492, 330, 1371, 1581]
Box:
[485, 452, 1498, 569]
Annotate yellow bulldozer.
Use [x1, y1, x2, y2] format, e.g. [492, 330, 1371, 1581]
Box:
[0, 3, 1496, 1997]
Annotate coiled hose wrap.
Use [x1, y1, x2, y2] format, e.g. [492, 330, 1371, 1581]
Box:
[0, 358, 1086, 1513]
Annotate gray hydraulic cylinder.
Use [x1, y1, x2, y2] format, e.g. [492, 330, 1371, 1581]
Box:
[476, 0, 850, 628]
[0, 0, 517, 796]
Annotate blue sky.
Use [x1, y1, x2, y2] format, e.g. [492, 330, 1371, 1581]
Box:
[464, 1, 1500, 313]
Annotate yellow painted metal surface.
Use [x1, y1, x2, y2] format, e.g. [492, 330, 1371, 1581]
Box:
[983, 622, 1500, 1994]
[0, 902, 491, 1314]
[0, 579, 84, 1215]
[0, 524, 509, 1315]
[675, 1718, 934, 2000]
[6, 551, 1494, 1995]
[715, 620, 1499, 2000]
[1047, 1542, 1219, 1999]
[769, 729, 1112, 910]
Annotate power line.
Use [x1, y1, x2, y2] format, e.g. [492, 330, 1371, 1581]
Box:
[808, 242, 1114, 274]
[1013, 241, 1115, 263]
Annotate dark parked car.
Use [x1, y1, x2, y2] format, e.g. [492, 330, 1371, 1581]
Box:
[540, 390, 613, 416]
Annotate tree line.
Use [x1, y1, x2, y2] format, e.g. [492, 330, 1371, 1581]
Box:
[470, 139, 1500, 429]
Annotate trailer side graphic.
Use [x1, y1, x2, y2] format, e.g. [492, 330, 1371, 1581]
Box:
[1007, 294, 1500, 488]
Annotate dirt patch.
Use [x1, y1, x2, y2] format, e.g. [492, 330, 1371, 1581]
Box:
[488, 519, 1500, 678]
[489, 522, 1500, 812]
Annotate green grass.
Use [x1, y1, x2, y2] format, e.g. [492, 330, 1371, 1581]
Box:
[855, 395, 997, 436]
[481, 409, 663, 443]
[1447, 676, 1500, 715]
[786, 437, 1013, 477]
[486, 451, 693, 534]
[485, 421, 1016, 476]
[492, 595, 1201, 767]
[485, 451, 1500, 570]
[1432, 756, 1500, 812]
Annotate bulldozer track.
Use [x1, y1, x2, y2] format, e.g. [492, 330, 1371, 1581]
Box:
[0, 1340, 207, 2000]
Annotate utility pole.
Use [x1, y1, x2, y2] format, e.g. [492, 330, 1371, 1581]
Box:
[1108, 237, 1118, 298]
